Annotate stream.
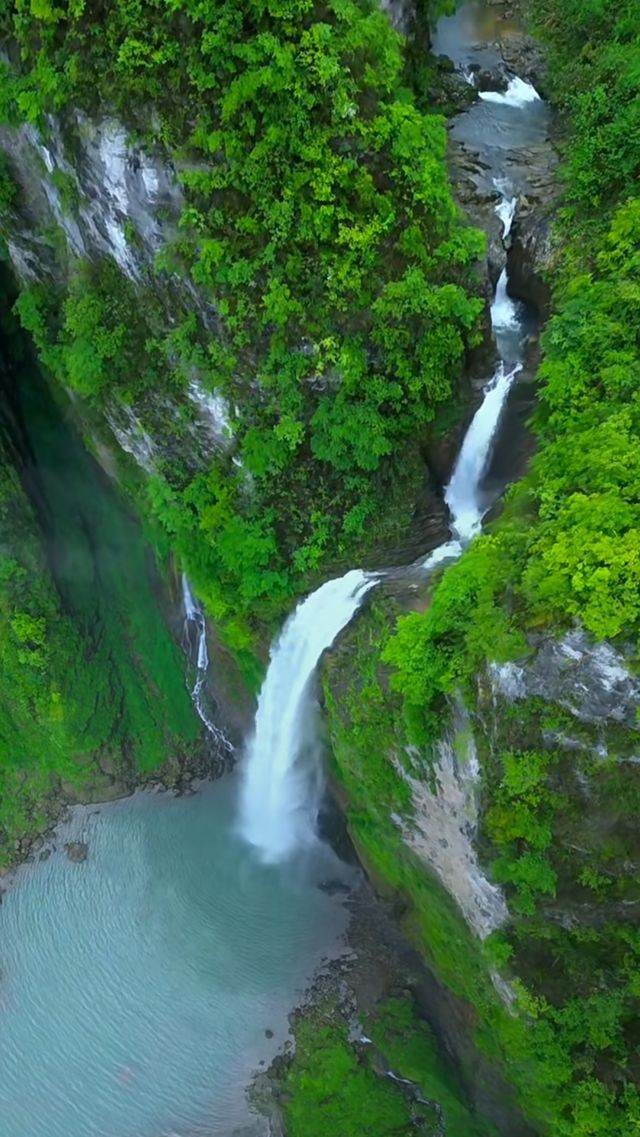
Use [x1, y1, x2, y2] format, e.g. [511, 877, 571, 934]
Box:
[0, 4, 555, 1136]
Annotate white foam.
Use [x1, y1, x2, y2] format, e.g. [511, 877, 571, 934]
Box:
[240, 570, 374, 861]
[480, 76, 541, 107]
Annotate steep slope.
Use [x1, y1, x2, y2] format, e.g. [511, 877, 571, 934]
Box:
[0, 289, 201, 865]
[323, 4, 640, 1135]
[0, 0, 485, 655]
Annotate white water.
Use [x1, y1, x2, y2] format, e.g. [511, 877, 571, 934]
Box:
[492, 267, 519, 331]
[480, 76, 541, 106]
[445, 362, 521, 541]
[182, 575, 233, 755]
[494, 178, 517, 240]
[241, 75, 536, 862]
[239, 571, 374, 861]
[434, 215, 522, 546]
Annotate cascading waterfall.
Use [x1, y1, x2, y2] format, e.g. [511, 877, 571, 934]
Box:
[428, 203, 523, 551]
[240, 78, 536, 861]
[492, 267, 519, 331]
[182, 575, 233, 755]
[480, 76, 541, 107]
[494, 178, 517, 240]
[444, 361, 521, 542]
[239, 571, 374, 861]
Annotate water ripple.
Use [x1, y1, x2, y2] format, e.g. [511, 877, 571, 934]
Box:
[0, 776, 352, 1137]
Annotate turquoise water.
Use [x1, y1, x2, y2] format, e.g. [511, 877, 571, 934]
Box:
[0, 776, 352, 1137]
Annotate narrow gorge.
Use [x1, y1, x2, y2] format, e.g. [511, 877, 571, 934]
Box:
[0, 2, 638, 1137]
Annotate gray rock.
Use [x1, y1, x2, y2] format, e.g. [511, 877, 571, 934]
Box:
[64, 841, 88, 863]
[507, 206, 556, 315]
[489, 630, 640, 728]
[500, 33, 549, 94]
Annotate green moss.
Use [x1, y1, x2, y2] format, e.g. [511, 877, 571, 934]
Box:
[0, 288, 200, 862]
[282, 990, 490, 1137]
[370, 998, 496, 1137]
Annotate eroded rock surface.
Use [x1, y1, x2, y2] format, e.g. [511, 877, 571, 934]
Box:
[489, 630, 640, 728]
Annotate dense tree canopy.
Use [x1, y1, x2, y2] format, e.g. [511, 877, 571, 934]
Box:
[0, 0, 484, 639]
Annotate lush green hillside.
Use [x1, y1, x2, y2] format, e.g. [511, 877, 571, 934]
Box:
[327, 4, 640, 1135]
[0, 0, 483, 647]
[0, 298, 200, 864]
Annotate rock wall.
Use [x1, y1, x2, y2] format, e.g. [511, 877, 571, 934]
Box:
[0, 114, 233, 475]
[393, 704, 509, 940]
[322, 580, 640, 1136]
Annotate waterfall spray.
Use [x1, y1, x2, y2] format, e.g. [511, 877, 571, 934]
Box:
[480, 76, 540, 107]
[239, 571, 373, 861]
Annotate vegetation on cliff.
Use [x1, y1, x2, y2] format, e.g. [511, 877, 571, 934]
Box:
[328, 4, 640, 1135]
[282, 993, 493, 1137]
[0, 298, 200, 864]
[0, 0, 482, 644]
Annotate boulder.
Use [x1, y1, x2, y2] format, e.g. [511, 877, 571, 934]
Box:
[500, 33, 549, 95]
[507, 206, 556, 316]
[64, 841, 88, 863]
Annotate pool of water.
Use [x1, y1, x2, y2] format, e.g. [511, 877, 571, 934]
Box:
[432, 0, 522, 69]
[0, 776, 353, 1137]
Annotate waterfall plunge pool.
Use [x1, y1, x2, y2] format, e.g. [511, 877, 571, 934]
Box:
[0, 775, 353, 1137]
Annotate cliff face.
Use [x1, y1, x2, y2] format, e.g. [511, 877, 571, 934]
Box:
[0, 298, 204, 866]
[0, 0, 492, 651]
[0, 114, 234, 473]
[322, 594, 640, 1137]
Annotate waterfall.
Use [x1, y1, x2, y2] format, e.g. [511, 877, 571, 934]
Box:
[239, 571, 374, 861]
[434, 193, 522, 548]
[480, 76, 540, 107]
[494, 179, 517, 240]
[444, 362, 521, 542]
[240, 76, 537, 861]
[492, 267, 519, 332]
[182, 575, 233, 755]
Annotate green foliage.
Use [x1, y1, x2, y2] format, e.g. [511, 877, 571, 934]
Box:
[0, 150, 17, 211]
[382, 535, 527, 742]
[485, 750, 560, 914]
[369, 998, 495, 1137]
[326, 580, 640, 1137]
[532, 0, 640, 222]
[283, 991, 489, 1137]
[284, 1015, 415, 1137]
[0, 302, 199, 862]
[1, 0, 484, 630]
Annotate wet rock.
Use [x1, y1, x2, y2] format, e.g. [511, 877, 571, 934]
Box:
[378, 0, 414, 34]
[265, 1029, 274, 1039]
[474, 67, 509, 94]
[500, 33, 549, 94]
[317, 878, 351, 897]
[507, 206, 555, 315]
[448, 141, 507, 293]
[64, 841, 88, 863]
[38, 848, 52, 862]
